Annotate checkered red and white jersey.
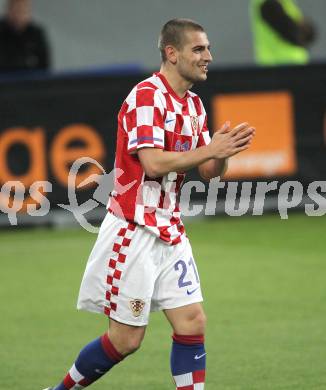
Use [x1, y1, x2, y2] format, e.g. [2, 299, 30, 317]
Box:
[108, 72, 211, 245]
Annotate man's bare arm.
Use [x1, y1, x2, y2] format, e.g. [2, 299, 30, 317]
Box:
[198, 158, 228, 181]
[137, 122, 255, 178]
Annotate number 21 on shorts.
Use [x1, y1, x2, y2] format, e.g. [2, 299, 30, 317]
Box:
[174, 257, 200, 295]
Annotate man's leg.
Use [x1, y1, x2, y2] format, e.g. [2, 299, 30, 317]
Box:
[165, 303, 207, 390]
[51, 319, 146, 390]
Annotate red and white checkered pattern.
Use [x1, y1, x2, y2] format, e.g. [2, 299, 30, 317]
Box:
[174, 369, 206, 389]
[63, 364, 91, 389]
[104, 222, 136, 317]
[108, 72, 211, 245]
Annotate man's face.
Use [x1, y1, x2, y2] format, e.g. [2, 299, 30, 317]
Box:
[175, 30, 213, 83]
[7, 0, 31, 30]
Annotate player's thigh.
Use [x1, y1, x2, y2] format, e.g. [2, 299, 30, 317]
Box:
[79, 212, 161, 326]
[108, 318, 147, 355]
[151, 236, 203, 313]
[164, 302, 207, 335]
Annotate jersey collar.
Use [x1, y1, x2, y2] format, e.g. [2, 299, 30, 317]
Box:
[155, 72, 189, 104]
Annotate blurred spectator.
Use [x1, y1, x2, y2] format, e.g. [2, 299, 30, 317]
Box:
[0, 0, 50, 73]
[250, 0, 316, 65]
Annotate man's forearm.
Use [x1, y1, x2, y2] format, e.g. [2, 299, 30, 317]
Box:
[198, 158, 228, 180]
[137, 122, 254, 178]
[261, 0, 310, 46]
[138, 145, 214, 178]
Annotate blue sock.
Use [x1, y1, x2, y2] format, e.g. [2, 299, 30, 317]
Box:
[170, 334, 206, 389]
[53, 333, 123, 390]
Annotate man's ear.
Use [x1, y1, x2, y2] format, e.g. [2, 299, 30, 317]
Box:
[165, 45, 178, 64]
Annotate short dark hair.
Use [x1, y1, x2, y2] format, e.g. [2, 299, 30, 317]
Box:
[158, 18, 205, 62]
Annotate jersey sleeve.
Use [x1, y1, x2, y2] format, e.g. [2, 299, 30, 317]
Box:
[124, 87, 165, 154]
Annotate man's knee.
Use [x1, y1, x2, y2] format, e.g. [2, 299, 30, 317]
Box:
[166, 304, 207, 335]
[187, 310, 207, 335]
[123, 332, 143, 355]
[108, 320, 146, 356]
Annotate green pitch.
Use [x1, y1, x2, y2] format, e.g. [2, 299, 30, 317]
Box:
[1, 213, 326, 390]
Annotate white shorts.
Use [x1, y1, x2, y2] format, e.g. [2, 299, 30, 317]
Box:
[77, 212, 203, 326]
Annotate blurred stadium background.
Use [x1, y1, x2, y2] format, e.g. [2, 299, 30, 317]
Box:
[0, 0, 326, 70]
[0, 1, 326, 389]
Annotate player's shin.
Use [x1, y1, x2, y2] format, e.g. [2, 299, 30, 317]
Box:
[52, 333, 124, 390]
[170, 334, 206, 389]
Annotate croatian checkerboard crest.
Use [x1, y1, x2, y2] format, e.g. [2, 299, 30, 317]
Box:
[129, 299, 145, 317]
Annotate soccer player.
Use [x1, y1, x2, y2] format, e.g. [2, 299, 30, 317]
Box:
[44, 18, 255, 390]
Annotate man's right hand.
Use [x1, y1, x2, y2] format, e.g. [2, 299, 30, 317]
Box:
[208, 122, 255, 159]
